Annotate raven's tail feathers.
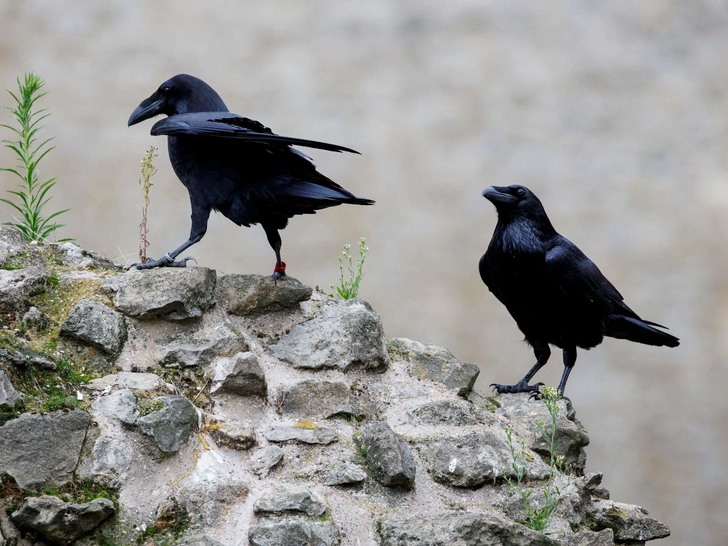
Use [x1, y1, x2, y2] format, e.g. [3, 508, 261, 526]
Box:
[285, 181, 374, 206]
[605, 315, 680, 347]
[344, 196, 375, 206]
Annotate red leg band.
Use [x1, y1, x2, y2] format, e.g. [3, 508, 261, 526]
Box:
[274, 261, 287, 274]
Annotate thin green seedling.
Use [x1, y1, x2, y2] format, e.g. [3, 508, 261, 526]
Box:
[1, 73, 70, 242]
[502, 386, 567, 533]
[138, 145, 158, 263]
[331, 237, 369, 299]
[537, 385, 567, 472]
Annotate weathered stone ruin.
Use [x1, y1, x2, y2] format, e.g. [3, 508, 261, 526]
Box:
[0, 227, 669, 545]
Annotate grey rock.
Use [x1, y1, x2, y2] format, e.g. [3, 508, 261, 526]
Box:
[0, 409, 90, 490]
[77, 435, 133, 488]
[411, 399, 494, 426]
[496, 393, 590, 474]
[55, 241, 115, 270]
[177, 533, 226, 546]
[575, 471, 609, 501]
[0, 346, 56, 370]
[280, 380, 353, 418]
[218, 273, 312, 315]
[249, 521, 339, 546]
[388, 337, 480, 395]
[359, 422, 415, 489]
[379, 512, 559, 546]
[0, 508, 22, 544]
[11, 495, 115, 545]
[0, 369, 23, 408]
[56, 241, 91, 267]
[271, 299, 389, 372]
[502, 473, 573, 526]
[0, 266, 50, 314]
[177, 534, 225, 546]
[174, 481, 248, 526]
[206, 419, 256, 450]
[100, 267, 216, 320]
[137, 396, 198, 454]
[250, 445, 284, 477]
[60, 299, 127, 355]
[158, 325, 247, 368]
[91, 388, 139, 425]
[254, 487, 327, 517]
[265, 426, 337, 445]
[22, 305, 48, 330]
[586, 499, 670, 542]
[418, 430, 549, 488]
[322, 461, 367, 486]
[348, 383, 379, 420]
[467, 387, 501, 413]
[210, 351, 266, 396]
[566, 529, 615, 546]
[84, 371, 167, 392]
[116, 371, 168, 390]
[0, 226, 29, 263]
[545, 472, 606, 528]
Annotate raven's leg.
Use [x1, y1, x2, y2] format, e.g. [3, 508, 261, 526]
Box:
[491, 340, 550, 394]
[555, 345, 577, 399]
[131, 204, 210, 269]
[527, 345, 576, 401]
[262, 223, 286, 284]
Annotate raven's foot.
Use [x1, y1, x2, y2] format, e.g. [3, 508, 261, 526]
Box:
[129, 254, 197, 270]
[272, 261, 287, 286]
[490, 381, 544, 395]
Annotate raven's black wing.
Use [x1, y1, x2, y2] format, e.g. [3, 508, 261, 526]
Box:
[544, 237, 626, 311]
[151, 112, 360, 154]
[545, 237, 678, 346]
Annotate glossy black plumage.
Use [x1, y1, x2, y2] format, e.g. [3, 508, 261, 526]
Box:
[128, 74, 373, 278]
[479, 185, 679, 398]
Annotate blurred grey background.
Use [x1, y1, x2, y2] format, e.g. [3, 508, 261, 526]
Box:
[1, 1, 726, 544]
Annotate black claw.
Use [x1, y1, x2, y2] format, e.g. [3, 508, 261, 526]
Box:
[174, 256, 198, 267]
[129, 255, 197, 270]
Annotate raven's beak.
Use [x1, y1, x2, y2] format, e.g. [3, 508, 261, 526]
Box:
[128, 97, 165, 126]
[482, 186, 516, 204]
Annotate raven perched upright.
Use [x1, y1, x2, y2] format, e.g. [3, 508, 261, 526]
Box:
[128, 74, 373, 280]
[479, 185, 679, 398]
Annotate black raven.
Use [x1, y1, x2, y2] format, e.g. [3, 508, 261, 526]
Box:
[479, 185, 679, 397]
[128, 74, 373, 280]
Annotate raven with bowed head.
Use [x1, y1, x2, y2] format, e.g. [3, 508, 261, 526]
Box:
[128, 74, 373, 281]
[479, 185, 679, 398]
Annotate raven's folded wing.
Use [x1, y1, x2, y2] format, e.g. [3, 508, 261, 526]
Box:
[545, 238, 626, 309]
[150, 113, 360, 154]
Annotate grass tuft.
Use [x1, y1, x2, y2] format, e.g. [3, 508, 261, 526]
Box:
[503, 385, 569, 533]
[331, 237, 368, 300]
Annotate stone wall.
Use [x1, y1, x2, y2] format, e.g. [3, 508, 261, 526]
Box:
[0, 229, 669, 545]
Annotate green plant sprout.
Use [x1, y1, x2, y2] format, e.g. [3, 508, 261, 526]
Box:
[331, 237, 368, 299]
[537, 385, 566, 472]
[503, 385, 567, 533]
[1, 73, 70, 242]
[138, 145, 158, 263]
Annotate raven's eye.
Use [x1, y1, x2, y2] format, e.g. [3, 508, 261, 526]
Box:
[515, 187, 526, 197]
[160, 86, 172, 94]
